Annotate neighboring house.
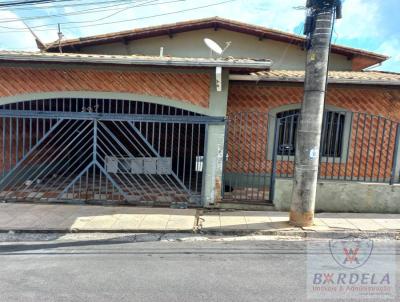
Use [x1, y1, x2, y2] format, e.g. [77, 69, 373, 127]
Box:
[0, 17, 399, 212]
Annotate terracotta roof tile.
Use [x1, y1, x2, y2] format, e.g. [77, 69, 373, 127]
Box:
[244, 70, 400, 85]
[0, 51, 271, 70]
[44, 17, 387, 65]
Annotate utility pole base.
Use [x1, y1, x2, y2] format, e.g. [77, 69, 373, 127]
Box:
[289, 210, 314, 227]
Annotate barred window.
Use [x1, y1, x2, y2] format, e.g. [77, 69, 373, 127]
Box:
[276, 110, 346, 157]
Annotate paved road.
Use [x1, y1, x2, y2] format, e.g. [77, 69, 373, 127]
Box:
[0, 234, 398, 302]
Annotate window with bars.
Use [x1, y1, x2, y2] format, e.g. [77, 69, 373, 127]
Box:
[276, 109, 346, 157]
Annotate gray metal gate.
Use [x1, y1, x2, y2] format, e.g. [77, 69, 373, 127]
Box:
[223, 110, 400, 204]
[0, 98, 223, 206]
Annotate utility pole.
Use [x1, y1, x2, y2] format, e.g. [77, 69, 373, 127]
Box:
[289, 0, 342, 227]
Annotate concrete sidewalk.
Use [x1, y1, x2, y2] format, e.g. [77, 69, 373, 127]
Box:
[0, 203, 196, 232]
[199, 211, 400, 237]
[0, 203, 399, 237]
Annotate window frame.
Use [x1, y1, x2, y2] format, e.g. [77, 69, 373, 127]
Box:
[266, 104, 352, 163]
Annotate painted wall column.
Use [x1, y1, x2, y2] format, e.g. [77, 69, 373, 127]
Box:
[202, 69, 229, 206]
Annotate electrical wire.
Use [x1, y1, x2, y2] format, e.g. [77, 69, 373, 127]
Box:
[0, 0, 133, 10]
[0, 0, 141, 22]
[0, 0, 237, 34]
[0, 0, 184, 28]
[0, 0, 72, 8]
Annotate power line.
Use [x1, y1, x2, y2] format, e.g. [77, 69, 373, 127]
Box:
[0, 0, 72, 8]
[0, 0, 237, 34]
[0, 0, 132, 10]
[0, 0, 185, 28]
[0, 0, 138, 22]
[0, 0, 127, 10]
[0, 0, 149, 23]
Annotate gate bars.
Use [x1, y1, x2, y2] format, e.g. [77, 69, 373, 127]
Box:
[0, 98, 223, 205]
[222, 111, 400, 203]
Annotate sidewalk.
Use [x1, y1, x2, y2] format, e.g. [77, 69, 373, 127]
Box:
[0, 203, 196, 232]
[0, 203, 399, 238]
[199, 211, 400, 238]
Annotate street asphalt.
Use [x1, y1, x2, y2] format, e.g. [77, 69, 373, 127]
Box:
[0, 234, 398, 302]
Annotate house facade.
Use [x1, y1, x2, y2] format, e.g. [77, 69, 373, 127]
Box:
[0, 17, 399, 212]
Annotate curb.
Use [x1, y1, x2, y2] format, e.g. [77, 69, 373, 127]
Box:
[197, 229, 400, 239]
[0, 229, 398, 239]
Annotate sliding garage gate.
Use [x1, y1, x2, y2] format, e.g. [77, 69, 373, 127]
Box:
[0, 98, 223, 206]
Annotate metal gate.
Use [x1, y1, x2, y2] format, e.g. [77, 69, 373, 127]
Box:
[0, 98, 223, 206]
[222, 110, 400, 203]
[222, 111, 272, 203]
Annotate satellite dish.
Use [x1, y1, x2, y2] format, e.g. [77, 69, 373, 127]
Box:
[204, 38, 223, 55]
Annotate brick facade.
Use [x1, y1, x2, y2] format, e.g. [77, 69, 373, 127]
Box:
[0, 67, 211, 108]
[225, 82, 400, 180]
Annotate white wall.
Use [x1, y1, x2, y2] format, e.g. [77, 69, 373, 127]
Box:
[274, 179, 400, 213]
[80, 29, 352, 71]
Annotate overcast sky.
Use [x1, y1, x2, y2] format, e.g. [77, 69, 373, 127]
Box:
[0, 0, 398, 72]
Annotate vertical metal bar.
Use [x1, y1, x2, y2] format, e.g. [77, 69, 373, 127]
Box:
[279, 116, 285, 178]
[318, 111, 328, 179]
[78, 166, 83, 200]
[350, 113, 360, 181]
[343, 112, 353, 181]
[357, 113, 367, 180]
[195, 123, 201, 194]
[244, 112, 253, 199]
[251, 112, 261, 201]
[176, 112, 182, 178]
[371, 116, 380, 182]
[15, 118, 19, 165]
[28, 99, 32, 145]
[324, 112, 333, 179]
[22, 103, 26, 157]
[390, 124, 400, 185]
[170, 116, 175, 173]
[158, 106, 163, 155]
[164, 106, 170, 157]
[220, 119, 229, 199]
[269, 116, 280, 202]
[231, 113, 239, 199]
[241, 112, 250, 200]
[229, 114, 237, 198]
[182, 117, 189, 188]
[384, 121, 395, 182]
[331, 113, 341, 180]
[151, 104, 156, 147]
[2, 117, 5, 176]
[377, 119, 387, 182]
[364, 115, 374, 181]
[145, 103, 150, 139]
[188, 122, 195, 192]
[85, 166, 89, 201]
[42, 99, 46, 137]
[201, 123, 209, 205]
[260, 113, 269, 201]
[287, 115, 295, 178]
[9, 117, 12, 171]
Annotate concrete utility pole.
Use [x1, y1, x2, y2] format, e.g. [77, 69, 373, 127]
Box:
[290, 0, 342, 227]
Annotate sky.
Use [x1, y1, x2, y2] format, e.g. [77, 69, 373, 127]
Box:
[0, 0, 398, 72]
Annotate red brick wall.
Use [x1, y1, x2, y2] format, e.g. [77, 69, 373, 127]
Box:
[0, 67, 211, 108]
[226, 82, 400, 180]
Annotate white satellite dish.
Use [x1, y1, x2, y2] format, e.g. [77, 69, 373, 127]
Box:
[204, 38, 223, 55]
